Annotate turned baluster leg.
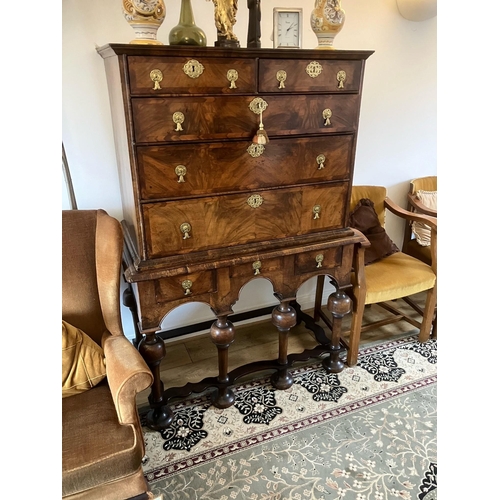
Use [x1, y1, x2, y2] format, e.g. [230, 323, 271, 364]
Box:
[323, 289, 352, 374]
[209, 315, 236, 408]
[271, 299, 296, 390]
[138, 331, 174, 431]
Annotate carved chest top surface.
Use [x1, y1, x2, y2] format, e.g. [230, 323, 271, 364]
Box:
[98, 45, 373, 278]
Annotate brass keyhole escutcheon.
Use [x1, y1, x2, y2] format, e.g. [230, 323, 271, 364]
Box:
[175, 165, 187, 183]
[316, 154, 326, 170]
[247, 194, 264, 208]
[316, 254, 324, 268]
[313, 205, 321, 219]
[182, 279, 193, 295]
[276, 70, 287, 89]
[249, 97, 268, 115]
[337, 70, 346, 89]
[180, 222, 192, 239]
[183, 59, 204, 78]
[323, 109, 332, 126]
[227, 69, 238, 89]
[247, 144, 265, 157]
[252, 260, 262, 275]
[150, 69, 163, 90]
[173, 112, 185, 131]
[306, 61, 323, 78]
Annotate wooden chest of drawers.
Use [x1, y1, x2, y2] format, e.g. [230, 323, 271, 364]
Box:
[98, 45, 372, 430]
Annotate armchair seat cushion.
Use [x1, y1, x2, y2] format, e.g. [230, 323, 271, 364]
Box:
[62, 384, 144, 498]
[359, 252, 436, 304]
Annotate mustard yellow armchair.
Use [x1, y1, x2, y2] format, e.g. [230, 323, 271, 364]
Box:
[314, 186, 437, 366]
[402, 175, 437, 267]
[62, 210, 154, 500]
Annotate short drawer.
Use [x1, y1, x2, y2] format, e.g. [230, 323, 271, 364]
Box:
[259, 59, 363, 93]
[229, 257, 283, 279]
[142, 182, 349, 259]
[294, 247, 342, 275]
[127, 56, 257, 95]
[137, 135, 354, 200]
[154, 271, 216, 303]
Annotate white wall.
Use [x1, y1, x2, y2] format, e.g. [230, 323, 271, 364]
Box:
[62, 0, 436, 340]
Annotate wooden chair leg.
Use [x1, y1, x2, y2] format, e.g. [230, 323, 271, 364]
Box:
[313, 275, 325, 323]
[418, 285, 437, 343]
[346, 244, 367, 367]
[347, 297, 366, 366]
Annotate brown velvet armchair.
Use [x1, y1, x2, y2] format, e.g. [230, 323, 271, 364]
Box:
[62, 210, 154, 500]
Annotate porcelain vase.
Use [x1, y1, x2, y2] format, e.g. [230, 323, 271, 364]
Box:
[122, 0, 166, 45]
[310, 0, 345, 49]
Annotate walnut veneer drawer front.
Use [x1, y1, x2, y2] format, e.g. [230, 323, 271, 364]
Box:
[132, 96, 255, 143]
[229, 257, 283, 279]
[137, 135, 354, 200]
[127, 56, 257, 95]
[132, 94, 359, 143]
[294, 248, 342, 275]
[259, 59, 363, 93]
[154, 271, 216, 303]
[143, 183, 348, 259]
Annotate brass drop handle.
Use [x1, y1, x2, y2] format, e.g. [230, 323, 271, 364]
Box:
[173, 111, 185, 131]
[249, 98, 270, 145]
[276, 70, 287, 89]
[252, 260, 262, 275]
[180, 222, 192, 239]
[323, 109, 332, 126]
[227, 69, 238, 89]
[316, 154, 326, 170]
[150, 69, 163, 90]
[316, 254, 324, 268]
[175, 165, 187, 183]
[182, 279, 193, 295]
[313, 205, 321, 220]
[337, 70, 346, 89]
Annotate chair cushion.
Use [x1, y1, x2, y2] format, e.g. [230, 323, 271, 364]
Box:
[349, 198, 399, 265]
[62, 320, 106, 398]
[360, 252, 436, 304]
[411, 190, 437, 246]
[62, 384, 144, 497]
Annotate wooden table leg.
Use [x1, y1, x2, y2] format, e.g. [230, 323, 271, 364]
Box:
[271, 299, 296, 390]
[209, 315, 236, 408]
[323, 289, 352, 374]
[138, 331, 174, 430]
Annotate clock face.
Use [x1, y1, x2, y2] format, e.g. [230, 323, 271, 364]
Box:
[274, 10, 302, 48]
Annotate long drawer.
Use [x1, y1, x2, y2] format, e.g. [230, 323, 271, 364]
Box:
[142, 183, 349, 259]
[137, 135, 354, 200]
[131, 94, 360, 143]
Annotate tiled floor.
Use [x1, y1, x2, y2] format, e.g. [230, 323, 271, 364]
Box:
[136, 292, 428, 409]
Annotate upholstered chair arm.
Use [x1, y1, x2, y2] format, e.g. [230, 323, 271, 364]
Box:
[407, 193, 437, 217]
[103, 333, 153, 425]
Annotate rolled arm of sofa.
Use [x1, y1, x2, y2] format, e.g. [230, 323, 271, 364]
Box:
[103, 333, 153, 425]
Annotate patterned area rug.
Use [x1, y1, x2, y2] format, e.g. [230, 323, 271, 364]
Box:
[141, 335, 437, 499]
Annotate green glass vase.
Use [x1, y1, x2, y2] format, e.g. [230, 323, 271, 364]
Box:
[169, 0, 207, 46]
